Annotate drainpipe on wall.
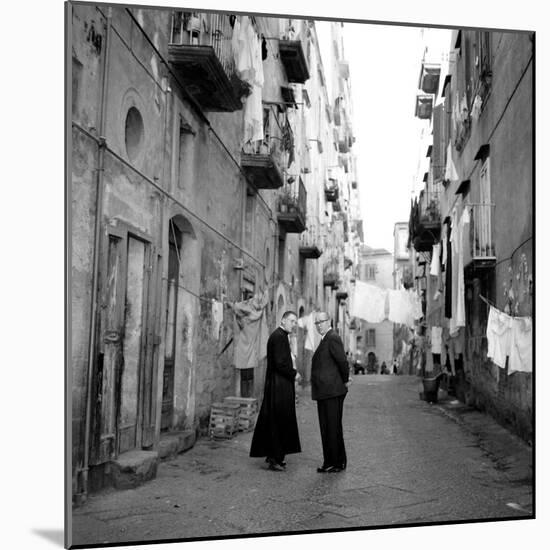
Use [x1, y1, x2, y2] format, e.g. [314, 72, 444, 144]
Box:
[78, 7, 112, 503]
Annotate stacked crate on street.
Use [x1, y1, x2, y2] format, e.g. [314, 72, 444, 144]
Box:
[208, 402, 241, 440]
[223, 396, 258, 432]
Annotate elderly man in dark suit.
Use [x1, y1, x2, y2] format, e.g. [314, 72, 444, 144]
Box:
[311, 311, 351, 473]
[250, 311, 302, 471]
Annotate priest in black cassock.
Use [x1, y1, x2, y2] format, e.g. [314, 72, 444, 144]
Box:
[250, 311, 302, 471]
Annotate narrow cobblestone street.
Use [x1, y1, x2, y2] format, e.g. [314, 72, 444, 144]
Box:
[72, 374, 532, 547]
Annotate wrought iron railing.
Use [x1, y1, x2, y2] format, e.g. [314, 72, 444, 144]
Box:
[279, 177, 306, 215]
[242, 106, 290, 167]
[169, 12, 237, 78]
[418, 189, 441, 223]
[299, 220, 322, 249]
[469, 203, 496, 259]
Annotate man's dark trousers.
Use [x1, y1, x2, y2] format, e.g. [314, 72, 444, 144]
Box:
[317, 394, 346, 469]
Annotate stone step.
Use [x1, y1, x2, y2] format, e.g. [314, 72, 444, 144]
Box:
[158, 429, 196, 461]
[109, 450, 159, 490]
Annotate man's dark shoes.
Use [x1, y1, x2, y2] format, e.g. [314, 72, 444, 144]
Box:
[316, 465, 342, 473]
[265, 458, 286, 468]
[266, 458, 286, 471]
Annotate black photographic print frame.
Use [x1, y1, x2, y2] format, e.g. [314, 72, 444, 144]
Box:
[9, 0, 543, 548]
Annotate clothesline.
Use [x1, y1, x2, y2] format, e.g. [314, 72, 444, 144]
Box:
[479, 294, 531, 321]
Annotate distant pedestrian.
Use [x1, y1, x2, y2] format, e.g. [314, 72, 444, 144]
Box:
[250, 311, 301, 471]
[311, 312, 351, 473]
[392, 357, 399, 375]
[380, 361, 389, 374]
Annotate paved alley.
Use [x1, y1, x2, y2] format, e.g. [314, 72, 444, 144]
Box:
[71, 375, 533, 547]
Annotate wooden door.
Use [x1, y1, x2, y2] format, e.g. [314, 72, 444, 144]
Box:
[91, 227, 127, 465]
[141, 250, 162, 448]
[91, 224, 160, 462]
[117, 235, 149, 453]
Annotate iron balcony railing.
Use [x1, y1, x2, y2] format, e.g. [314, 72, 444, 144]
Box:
[279, 177, 307, 215]
[469, 203, 496, 260]
[299, 221, 323, 250]
[242, 106, 290, 167]
[418, 189, 441, 224]
[169, 11, 236, 77]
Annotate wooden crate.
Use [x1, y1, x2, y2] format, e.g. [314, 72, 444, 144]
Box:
[208, 402, 240, 439]
[223, 397, 258, 432]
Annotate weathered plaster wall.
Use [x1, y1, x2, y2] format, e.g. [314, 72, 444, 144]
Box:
[443, 32, 533, 441]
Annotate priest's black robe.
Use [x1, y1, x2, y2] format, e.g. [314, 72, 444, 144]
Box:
[249, 327, 301, 459]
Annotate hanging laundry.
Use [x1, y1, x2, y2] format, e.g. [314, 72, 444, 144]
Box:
[445, 141, 459, 182]
[231, 289, 269, 369]
[409, 290, 423, 320]
[211, 299, 224, 340]
[430, 243, 441, 276]
[244, 84, 264, 143]
[232, 16, 265, 145]
[444, 219, 453, 319]
[261, 35, 268, 60]
[441, 225, 448, 267]
[453, 206, 470, 332]
[508, 317, 532, 374]
[486, 306, 513, 369]
[350, 280, 387, 323]
[431, 326, 442, 354]
[388, 289, 414, 326]
[297, 312, 321, 351]
[471, 94, 483, 121]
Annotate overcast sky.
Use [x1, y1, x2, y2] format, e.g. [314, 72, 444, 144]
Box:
[318, 21, 452, 252]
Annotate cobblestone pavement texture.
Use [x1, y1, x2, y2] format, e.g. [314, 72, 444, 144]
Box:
[71, 375, 533, 547]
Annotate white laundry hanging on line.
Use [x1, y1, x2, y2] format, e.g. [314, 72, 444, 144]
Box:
[430, 243, 441, 276]
[454, 207, 470, 331]
[409, 290, 423, 321]
[431, 326, 442, 354]
[508, 317, 532, 374]
[350, 280, 387, 323]
[297, 312, 321, 351]
[445, 141, 459, 182]
[486, 305, 513, 368]
[387, 289, 412, 326]
[233, 16, 264, 144]
[211, 299, 224, 340]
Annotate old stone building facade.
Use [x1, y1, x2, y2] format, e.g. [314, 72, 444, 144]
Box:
[355, 246, 394, 371]
[69, 4, 362, 501]
[408, 29, 533, 440]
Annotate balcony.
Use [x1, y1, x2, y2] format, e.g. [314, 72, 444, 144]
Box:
[241, 107, 287, 189]
[466, 203, 496, 270]
[338, 135, 350, 153]
[277, 178, 307, 233]
[324, 180, 339, 202]
[410, 190, 441, 252]
[168, 12, 245, 112]
[299, 223, 323, 259]
[323, 261, 339, 289]
[339, 154, 350, 173]
[279, 40, 310, 83]
[415, 95, 433, 120]
[419, 63, 441, 94]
